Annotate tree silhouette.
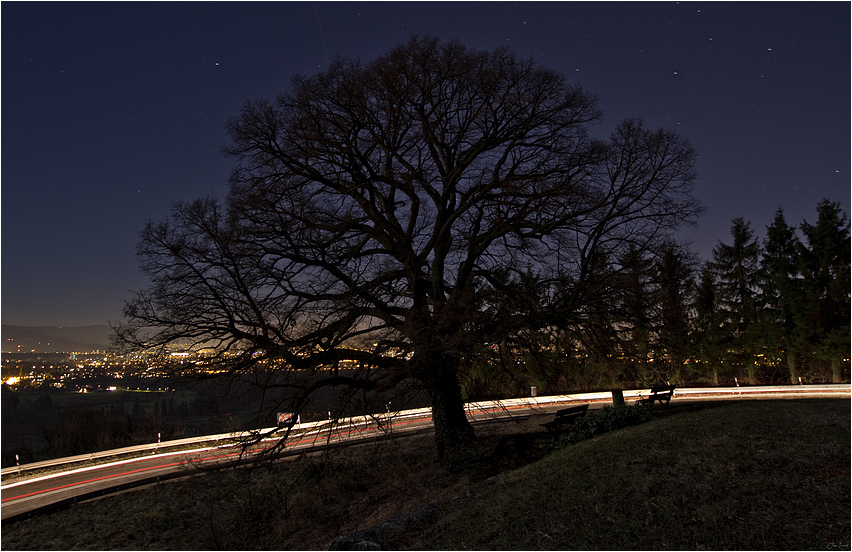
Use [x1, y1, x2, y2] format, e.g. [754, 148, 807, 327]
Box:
[710, 218, 762, 383]
[653, 242, 697, 382]
[691, 261, 723, 384]
[797, 199, 851, 382]
[758, 208, 801, 382]
[115, 37, 702, 459]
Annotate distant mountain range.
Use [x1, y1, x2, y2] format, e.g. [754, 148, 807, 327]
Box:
[1, 325, 113, 353]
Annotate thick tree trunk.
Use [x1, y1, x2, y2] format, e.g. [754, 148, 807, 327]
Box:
[417, 350, 475, 459]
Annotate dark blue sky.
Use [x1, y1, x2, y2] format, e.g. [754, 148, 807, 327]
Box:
[2, 2, 849, 327]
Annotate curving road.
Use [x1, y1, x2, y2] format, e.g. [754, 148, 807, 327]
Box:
[3, 384, 848, 523]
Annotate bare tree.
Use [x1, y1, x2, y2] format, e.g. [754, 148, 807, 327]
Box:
[115, 37, 702, 459]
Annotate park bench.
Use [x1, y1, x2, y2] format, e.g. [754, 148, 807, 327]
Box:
[541, 404, 589, 435]
[638, 384, 676, 406]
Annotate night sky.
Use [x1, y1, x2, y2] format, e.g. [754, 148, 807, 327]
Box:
[2, 2, 849, 327]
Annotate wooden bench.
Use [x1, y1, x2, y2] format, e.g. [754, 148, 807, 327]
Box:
[638, 385, 676, 406]
[541, 404, 589, 434]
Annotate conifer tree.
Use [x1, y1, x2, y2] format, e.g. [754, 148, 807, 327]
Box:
[692, 261, 723, 384]
[710, 218, 762, 383]
[758, 208, 801, 382]
[797, 199, 851, 382]
[653, 242, 696, 383]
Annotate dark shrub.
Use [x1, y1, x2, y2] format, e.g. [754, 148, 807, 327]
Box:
[551, 404, 652, 450]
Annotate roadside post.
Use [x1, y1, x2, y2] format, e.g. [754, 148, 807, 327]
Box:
[384, 402, 394, 434]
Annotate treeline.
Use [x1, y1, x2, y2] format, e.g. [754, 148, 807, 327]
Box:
[694, 199, 849, 385]
[1, 375, 296, 467]
[1, 389, 208, 467]
[463, 199, 850, 397]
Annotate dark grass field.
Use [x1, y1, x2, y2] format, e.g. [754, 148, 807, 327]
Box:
[2, 398, 849, 550]
[398, 399, 851, 550]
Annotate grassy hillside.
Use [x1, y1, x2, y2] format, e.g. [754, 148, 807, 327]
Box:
[401, 399, 851, 550]
[2, 399, 849, 550]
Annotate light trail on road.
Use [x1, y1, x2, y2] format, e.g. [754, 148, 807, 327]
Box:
[1, 409, 436, 522]
[2, 384, 848, 523]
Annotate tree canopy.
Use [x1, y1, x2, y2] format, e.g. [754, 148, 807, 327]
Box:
[115, 36, 703, 458]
